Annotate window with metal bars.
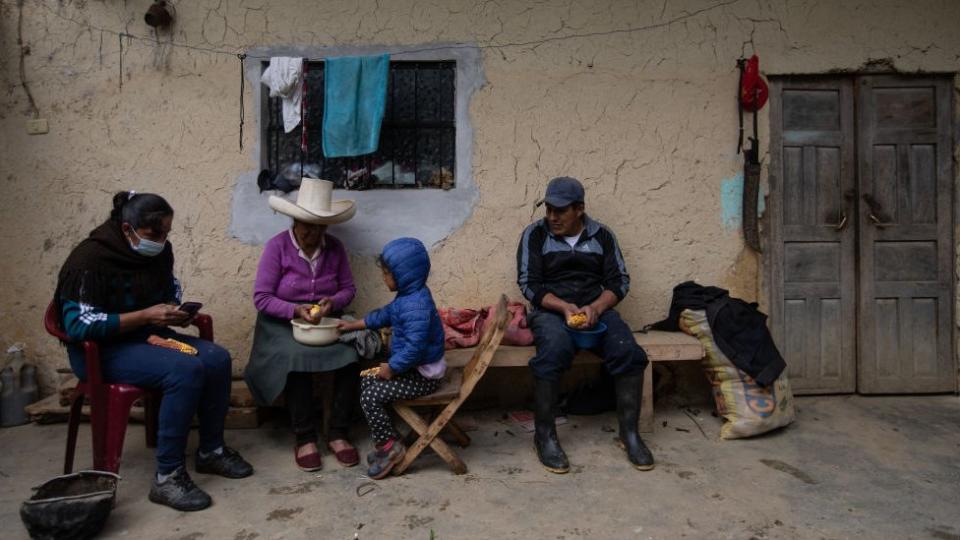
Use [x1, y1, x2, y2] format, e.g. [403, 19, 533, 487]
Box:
[264, 61, 456, 190]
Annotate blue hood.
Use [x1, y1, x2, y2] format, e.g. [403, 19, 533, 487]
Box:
[381, 237, 430, 295]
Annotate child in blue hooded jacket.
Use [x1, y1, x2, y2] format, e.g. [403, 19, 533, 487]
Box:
[338, 237, 446, 479]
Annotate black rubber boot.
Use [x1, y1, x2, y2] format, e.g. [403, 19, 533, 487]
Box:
[615, 373, 655, 471]
[533, 378, 570, 474]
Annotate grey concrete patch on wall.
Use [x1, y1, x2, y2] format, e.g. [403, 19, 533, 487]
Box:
[229, 43, 485, 255]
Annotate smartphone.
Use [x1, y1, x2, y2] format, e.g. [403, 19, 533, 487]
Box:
[178, 302, 203, 316]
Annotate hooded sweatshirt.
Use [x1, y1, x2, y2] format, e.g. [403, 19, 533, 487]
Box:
[364, 238, 446, 376]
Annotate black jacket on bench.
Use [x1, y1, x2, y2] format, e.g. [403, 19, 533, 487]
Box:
[651, 281, 786, 387]
[517, 216, 630, 309]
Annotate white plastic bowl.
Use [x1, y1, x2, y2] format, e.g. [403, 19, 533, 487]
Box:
[291, 317, 340, 346]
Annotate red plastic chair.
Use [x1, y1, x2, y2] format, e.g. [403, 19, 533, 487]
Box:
[43, 301, 214, 474]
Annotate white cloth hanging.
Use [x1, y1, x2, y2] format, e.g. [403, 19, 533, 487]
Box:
[260, 57, 304, 133]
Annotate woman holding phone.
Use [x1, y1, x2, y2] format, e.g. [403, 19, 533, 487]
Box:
[54, 191, 253, 512]
[244, 179, 361, 471]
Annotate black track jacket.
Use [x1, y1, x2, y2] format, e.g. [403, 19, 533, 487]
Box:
[516, 216, 630, 309]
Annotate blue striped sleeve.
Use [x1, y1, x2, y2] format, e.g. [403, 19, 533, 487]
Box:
[61, 300, 120, 341]
[165, 277, 183, 304]
[516, 224, 547, 307]
[600, 226, 630, 299]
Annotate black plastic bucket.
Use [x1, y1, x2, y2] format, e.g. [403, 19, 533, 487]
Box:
[20, 471, 120, 540]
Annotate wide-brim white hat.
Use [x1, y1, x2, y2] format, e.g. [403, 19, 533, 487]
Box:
[268, 178, 356, 225]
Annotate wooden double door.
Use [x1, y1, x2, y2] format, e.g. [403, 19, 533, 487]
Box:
[768, 75, 955, 394]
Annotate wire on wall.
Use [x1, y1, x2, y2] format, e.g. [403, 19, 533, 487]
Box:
[25, 0, 744, 62]
[118, 33, 124, 91]
[238, 53, 246, 151]
[20, 0, 744, 152]
[16, 0, 41, 118]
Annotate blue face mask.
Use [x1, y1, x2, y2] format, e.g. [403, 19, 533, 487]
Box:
[129, 229, 167, 257]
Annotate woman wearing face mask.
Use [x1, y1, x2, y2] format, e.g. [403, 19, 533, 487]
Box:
[54, 191, 253, 512]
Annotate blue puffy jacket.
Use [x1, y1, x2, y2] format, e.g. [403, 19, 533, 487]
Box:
[364, 238, 445, 373]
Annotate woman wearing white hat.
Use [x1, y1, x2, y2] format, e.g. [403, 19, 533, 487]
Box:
[244, 179, 361, 470]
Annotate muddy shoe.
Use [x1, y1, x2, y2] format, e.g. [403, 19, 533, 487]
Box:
[195, 446, 254, 479]
[533, 378, 570, 474]
[367, 440, 406, 480]
[149, 467, 212, 512]
[534, 430, 570, 474]
[366, 448, 379, 465]
[617, 436, 655, 471]
[615, 373, 654, 471]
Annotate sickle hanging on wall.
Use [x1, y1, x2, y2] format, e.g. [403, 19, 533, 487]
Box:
[737, 55, 768, 253]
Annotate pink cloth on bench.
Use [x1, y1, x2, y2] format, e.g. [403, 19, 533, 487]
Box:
[440, 300, 534, 349]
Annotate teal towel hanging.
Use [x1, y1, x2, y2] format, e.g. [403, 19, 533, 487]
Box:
[322, 54, 390, 158]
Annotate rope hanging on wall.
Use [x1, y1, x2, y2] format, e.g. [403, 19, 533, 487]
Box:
[16, 0, 41, 118]
[299, 61, 308, 179]
[238, 53, 246, 151]
[118, 33, 122, 91]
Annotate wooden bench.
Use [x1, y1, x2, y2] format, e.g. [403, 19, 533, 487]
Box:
[444, 330, 704, 433]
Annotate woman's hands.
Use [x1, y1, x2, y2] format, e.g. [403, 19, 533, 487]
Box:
[313, 298, 333, 318]
[119, 303, 192, 333]
[294, 304, 318, 324]
[294, 299, 332, 324]
[133, 304, 192, 327]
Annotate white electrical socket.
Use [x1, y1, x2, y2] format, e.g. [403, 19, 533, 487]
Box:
[26, 118, 49, 135]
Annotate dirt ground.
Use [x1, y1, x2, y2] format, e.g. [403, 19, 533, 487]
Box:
[1, 395, 958, 540]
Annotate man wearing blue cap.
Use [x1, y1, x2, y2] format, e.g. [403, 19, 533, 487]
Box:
[516, 176, 654, 473]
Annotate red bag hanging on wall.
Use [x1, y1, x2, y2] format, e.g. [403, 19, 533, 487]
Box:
[739, 55, 768, 112]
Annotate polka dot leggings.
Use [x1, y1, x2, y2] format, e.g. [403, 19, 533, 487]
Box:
[360, 370, 441, 444]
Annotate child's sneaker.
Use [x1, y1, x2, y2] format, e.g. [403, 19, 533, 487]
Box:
[367, 440, 406, 479]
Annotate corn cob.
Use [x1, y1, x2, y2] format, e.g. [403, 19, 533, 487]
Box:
[566, 313, 588, 329]
[147, 335, 199, 356]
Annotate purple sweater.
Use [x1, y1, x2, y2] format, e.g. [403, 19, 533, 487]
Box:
[253, 230, 356, 320]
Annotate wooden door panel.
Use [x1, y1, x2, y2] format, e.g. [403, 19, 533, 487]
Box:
[784, 243, 841, 283]
[769, 78, 857, 394]
[873, 87, 936, 128]
[783, 89, 841, 130]
[908, 145, 938, 223]
[857, 75, 955, 393]
[817, 298, 844, 379]
[782, 146, 804, 226]
[871, 145, 899, 221]
[873, 241, 938, 282]
[866, 296, 947, 386]
[873, 298, 902, 378]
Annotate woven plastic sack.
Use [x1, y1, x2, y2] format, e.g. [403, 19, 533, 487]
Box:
[680, 309, 795, 439]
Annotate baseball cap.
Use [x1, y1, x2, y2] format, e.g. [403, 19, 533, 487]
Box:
[535, 176, 585, 208]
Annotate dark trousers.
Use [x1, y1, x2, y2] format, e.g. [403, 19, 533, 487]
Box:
[359, 370, 441, 444]
[528, 309, 648, 382]
[68, 329, 231, 474]
[285, 362, 359, 446]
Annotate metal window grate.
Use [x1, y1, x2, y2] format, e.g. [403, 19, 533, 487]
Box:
[265, 61, 456, 190]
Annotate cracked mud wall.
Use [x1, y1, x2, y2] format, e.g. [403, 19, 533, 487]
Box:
[1, 0, 958, 393]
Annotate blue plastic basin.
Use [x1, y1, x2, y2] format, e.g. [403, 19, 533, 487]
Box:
[565, 321, 608, 349]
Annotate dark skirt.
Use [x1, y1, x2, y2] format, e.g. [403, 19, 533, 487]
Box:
[244, 312, 358, 406]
